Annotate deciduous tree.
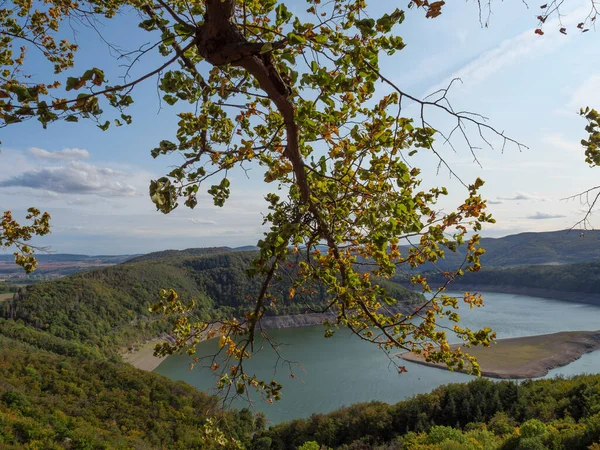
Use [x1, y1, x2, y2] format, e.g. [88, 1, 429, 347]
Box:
[1, 0, 597, 403]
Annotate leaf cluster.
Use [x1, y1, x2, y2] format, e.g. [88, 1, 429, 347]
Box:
[0, 208, 50, 273]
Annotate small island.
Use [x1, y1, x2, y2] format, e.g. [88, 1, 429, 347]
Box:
[400, 330, 600, 379]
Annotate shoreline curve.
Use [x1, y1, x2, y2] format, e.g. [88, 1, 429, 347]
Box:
[400, 330, 600, 379]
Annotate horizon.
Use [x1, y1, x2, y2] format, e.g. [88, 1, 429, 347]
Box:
[1, 227, 595, 257]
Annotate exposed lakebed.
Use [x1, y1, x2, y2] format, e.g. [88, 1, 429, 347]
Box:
[154, 292, 600, 424]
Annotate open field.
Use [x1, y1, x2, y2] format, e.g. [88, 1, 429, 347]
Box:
[0, 293, 13, 302]
[400, 330, 600, 379]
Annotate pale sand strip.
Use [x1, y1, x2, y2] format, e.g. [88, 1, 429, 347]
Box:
[400, 330, 600, 379]
[123, 306, 419, 372]
[122, 313, 338, 372]
[122, 339, 168, 372]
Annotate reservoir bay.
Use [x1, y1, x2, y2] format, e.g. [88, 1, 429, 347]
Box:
[153, 292, 600, 424]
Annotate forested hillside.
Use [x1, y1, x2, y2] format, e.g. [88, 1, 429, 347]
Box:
[1, 249, 423, 356]
[0, 333, 261, 449]
[429, 261, 600, 296]
[401, 230, 600, 271]
[6, 342, 599, 450]
[258, 375, 600, 450]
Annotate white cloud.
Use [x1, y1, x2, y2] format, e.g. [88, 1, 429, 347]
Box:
[526, 211, 567, 220]
[29, 147, 90, 160]
[488, 200, 504, 204]
[0, 161, 138, 197]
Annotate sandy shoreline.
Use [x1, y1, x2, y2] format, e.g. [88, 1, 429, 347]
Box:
[121, 339, 169, 372]
[122, 312, 338, 372]
[400, 330, 600, 379]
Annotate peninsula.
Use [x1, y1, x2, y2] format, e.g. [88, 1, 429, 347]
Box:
[400, 330, 600, 379]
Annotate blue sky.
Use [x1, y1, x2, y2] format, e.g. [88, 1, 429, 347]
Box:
[1, 0, 599, 255]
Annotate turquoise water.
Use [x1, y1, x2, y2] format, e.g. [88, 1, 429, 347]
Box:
[154, 292, 600, 424]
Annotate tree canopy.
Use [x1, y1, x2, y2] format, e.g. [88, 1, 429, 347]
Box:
[1, 0, 598, 402]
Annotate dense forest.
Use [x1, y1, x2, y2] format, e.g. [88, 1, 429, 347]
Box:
[426, 261, 600, 296]
[0, 249, 423, 356]
[396, 230, 600, 271]
[0, 332, 262, 449]
[258, 375, 600, 450]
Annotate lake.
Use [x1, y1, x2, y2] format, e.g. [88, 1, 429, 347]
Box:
[154, 292, 600, 424]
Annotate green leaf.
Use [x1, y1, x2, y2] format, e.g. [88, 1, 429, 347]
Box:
[260, 43, 273, 54]
[276, 4, 293, 25]
[314, 34, 328, 44]
[66, 77, 80, 91]
[287, 33, 306, 45]
[355, 18, 376, 36]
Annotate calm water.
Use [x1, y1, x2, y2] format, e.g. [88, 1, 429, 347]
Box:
[154, 292, 600, 424]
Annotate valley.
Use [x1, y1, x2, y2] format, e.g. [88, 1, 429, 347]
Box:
[3, 231, 600, 447]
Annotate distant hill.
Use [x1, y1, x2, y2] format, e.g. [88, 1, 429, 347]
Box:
[0, 247, 258, 279]
[1, 249, 423, 355]
[2, 229, 598, 280]
[400, 229, 600, 271]
[429, 260, 600, 300]
[124, 246, 232, 264]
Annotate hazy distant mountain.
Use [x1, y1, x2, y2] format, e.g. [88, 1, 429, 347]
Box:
[0, 253, 138, 263]
[2, 229, 598, 280]
[400, 229, 600, 271]
[0, 253, 141, 278]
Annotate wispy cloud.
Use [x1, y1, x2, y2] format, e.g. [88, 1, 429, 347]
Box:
[488, 200, 504, 205]
[29, 147, 89, 160]
[425, 5, 587, 96]
[498, 192, 547, 201]
[566, 75, 600, 112]
[187, 218, 217, 225]
[0, 161, 137, 197]
[526, 211, 566, 220]
[541, 133, 584, 154]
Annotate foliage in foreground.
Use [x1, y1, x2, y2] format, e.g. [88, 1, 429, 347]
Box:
[0, 208, 50, 273]
[0, 0, 541, 400]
